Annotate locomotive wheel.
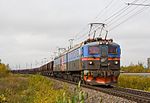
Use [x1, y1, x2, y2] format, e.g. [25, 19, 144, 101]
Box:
[74, 77, 77, 82]
[68, 75, 73, 81]
[73, 77, 78, 83]
[63, 74, 67, 80]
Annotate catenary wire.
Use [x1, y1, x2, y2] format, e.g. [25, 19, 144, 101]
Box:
[84, 0, 139, 37]
[94, 0, 116, 21]
[104, 0, 139, 22]
[107, 0, 148, 26]
[73, 0, 146, 43]
[109, 2, 150, 31]
[74, 0, 117, 43]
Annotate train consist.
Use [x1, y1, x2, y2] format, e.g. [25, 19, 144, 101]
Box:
[12, 23, 121, 85]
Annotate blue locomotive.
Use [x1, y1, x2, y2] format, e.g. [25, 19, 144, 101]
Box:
[53, 38, 121, 85]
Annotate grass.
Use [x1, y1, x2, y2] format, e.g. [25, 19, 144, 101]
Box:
[0, 74, 69, 103]
[118, 75, 150, 92]
[0, 63, 70, 103]
[119, 63, 150, 91]
[121, 64, 150, 73]
[0, 71, 88, 103]
[0, 63, 88, 103]
[56, 81, 86, 103]
[1, 62, 150, 102]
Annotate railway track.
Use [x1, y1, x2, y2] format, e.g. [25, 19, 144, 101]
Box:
[97, 86, 150, 103]
[112, 86, 150, 101]
[51, 77, 150, 103]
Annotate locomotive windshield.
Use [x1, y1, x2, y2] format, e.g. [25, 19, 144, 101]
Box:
[108, 46, 117, 54]
[89, 46, 100, 54]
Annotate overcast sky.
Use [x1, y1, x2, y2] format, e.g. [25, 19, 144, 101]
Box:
[0, 0, 150, 69]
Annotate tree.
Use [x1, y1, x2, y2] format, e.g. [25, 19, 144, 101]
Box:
[0, 62, 9, 77]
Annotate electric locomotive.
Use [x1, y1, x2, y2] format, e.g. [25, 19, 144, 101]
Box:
[81, 38, 121, 85]
[53, 23, 121, 85]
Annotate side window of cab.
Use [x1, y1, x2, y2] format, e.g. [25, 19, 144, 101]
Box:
[81, 47, 84, 57]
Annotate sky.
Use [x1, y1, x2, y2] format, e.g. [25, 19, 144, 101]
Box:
[0, 0, 150, 69]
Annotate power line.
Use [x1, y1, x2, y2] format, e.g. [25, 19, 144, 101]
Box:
[73, 0, 148, 43]
[127, 3, 150, 6]
[119, 0, 126, 4]
[89, 0, 140, 35]
[74, 27, 89, 42]
[104, 6, 129, 22]
[74, 32, 88, 42]
[73, 24, 88, 40]
[105, 0, 139, 23]
[94, 0, 115, 21]
[105, 0, 139, 22]
[109, 3, 150, 31]
[74, 0, 116, 43]
[108, 0, 147, 26]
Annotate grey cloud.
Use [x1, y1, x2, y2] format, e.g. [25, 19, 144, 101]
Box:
[0, 0, 150, 69]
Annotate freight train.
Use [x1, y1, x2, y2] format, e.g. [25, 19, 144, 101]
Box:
[12, 23, 121, 85]
[12, 38, 121, 85]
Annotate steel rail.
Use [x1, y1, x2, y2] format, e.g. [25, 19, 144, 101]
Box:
[50, 77, 150, 103]
[113, 86, 150, 99]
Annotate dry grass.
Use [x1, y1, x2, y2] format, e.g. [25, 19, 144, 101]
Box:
[0, 74, 68, 103]
[121, 64, 150, 73]
[0, 63, 89, 103]
[118, 75, 150, 92]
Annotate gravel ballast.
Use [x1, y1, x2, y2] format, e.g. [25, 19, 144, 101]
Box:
[50, 78, 136, 103]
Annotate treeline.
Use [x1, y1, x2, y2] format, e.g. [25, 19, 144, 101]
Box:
[121, 63, 150, 73]
[0, 63, 9, 77]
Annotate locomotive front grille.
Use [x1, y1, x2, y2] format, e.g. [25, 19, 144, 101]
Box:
[100, 57, 108, 66]
[100, 46, 108, 67]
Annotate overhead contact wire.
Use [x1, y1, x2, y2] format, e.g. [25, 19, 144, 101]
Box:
[108, 0, 148, 26]
[94, 0, 115, 21]
[105, 0, 139, 23]
[86, 0, 139, 36]
[74, 0, 116, 43]
[109, 2, 150, 31]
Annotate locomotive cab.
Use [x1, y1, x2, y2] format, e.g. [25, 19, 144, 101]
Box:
[81, 39, 121, 85]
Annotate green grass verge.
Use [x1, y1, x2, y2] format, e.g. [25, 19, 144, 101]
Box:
[0, 74, 68, 103]
[118, 75, 150, 92]
[0, 74, 88, 103]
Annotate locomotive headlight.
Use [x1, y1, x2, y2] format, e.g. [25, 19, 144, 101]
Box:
[99, 42, 103, 44]
[114, 61, 118, 65]
[89, 61, 93, 65]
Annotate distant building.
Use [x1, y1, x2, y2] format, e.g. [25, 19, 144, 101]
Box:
[147, 58, 150, 69]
